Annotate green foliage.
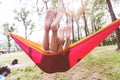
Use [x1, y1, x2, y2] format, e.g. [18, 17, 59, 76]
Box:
[14, 8, 35, 39]
[1, 23, 16, 51]
[51, 0, 60, 8]
[14, 8, 29, 22]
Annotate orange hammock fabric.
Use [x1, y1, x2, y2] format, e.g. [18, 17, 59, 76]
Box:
[10, 19, 120, 73]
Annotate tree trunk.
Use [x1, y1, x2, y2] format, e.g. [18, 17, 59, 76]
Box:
[61, 0, 69, 23]
[23, 20, 28, 39]
[7, 35, 11, 53]
[45, 2, 48, 10]
[106, 0, 120, 50]
[71, 17, 75, 42]
[77, 21, 80, 40]
[83, 12, 88, 36]
[81, 0, 88, 36]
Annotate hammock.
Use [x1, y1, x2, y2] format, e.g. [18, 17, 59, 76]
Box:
[10, 19, 120, 73]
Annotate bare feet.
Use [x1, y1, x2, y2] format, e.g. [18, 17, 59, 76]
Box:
[43, 8, 71, 54]
[51, 10, 63, 32]
[44, 8, 56, 32]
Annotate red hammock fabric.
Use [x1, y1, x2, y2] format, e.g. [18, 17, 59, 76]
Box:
[10, 19, 120, 73]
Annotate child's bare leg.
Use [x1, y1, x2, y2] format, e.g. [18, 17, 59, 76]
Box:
[50, 28, 58, 52]
[50, 10, 63, 52]
[43, 31, 49, 51]
[43, 9, 56, 51]
[64, 25, 72, 50]
[58, 27, 65, 52]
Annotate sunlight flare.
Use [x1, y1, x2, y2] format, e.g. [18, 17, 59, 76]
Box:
[63, 0, 82, 14]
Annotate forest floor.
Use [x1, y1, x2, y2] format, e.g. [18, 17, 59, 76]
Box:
[0, 45, 120, 80]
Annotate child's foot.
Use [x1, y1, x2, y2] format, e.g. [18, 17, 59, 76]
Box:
[44, 8, 56, 32]
[51, 10, 63, 32]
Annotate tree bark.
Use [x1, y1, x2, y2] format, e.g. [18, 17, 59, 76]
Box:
[7, 35, 11, 53]
[106, 0, 120, 50]
[71, 17, 75, 42]
[83, 11, 88, 36]
[81, 0, 88, 36]
[76, 20, 80, 40]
